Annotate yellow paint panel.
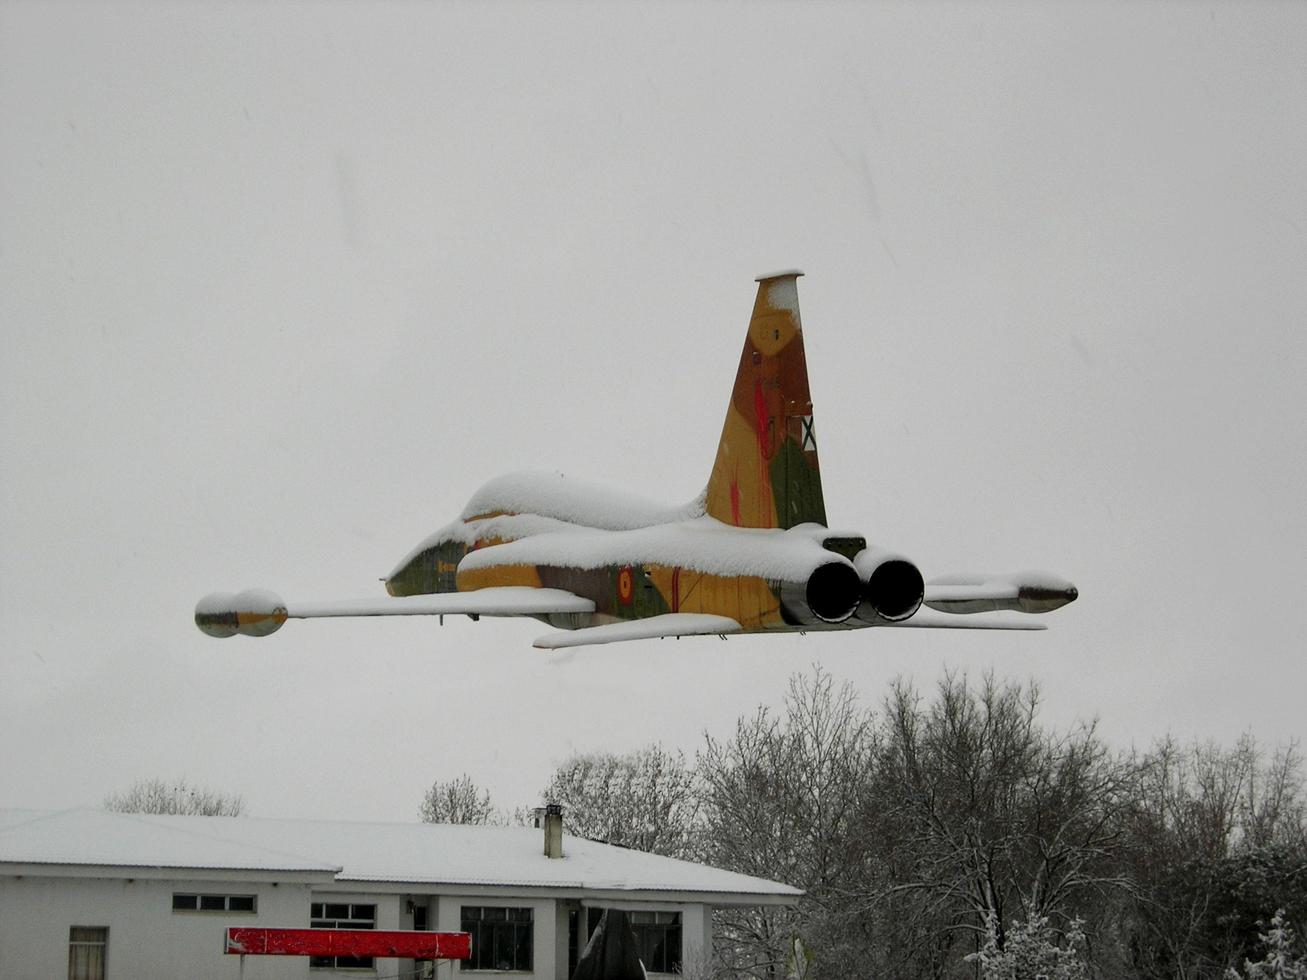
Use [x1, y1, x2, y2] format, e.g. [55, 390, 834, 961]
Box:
[235, 610, 287, 630]
[706, 405, 777, 529]
[464, 510, 513, 522]
[737, 576, 782, 629]
[456, 563, 543, 591]
[646, 565, 781, 630]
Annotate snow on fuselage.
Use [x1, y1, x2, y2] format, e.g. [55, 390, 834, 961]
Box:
[384, 471, 865, 630]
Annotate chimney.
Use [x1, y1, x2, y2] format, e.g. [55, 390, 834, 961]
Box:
[542, 803, 563, 859]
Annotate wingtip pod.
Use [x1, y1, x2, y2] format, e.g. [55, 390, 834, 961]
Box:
[195, 589, 287, 638]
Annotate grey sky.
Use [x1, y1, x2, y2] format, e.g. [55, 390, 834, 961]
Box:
[2, 2, 1304, 821]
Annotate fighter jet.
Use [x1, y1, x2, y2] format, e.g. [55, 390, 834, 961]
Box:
[196, 271, 1077, 649]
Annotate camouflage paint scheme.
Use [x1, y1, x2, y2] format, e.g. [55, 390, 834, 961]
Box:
[386, 274, 832, 632]
[704, 274, 826, 531]
[197, 271, 1077, 644]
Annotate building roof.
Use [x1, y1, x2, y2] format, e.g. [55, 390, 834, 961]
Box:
[0, 808, 800, 905]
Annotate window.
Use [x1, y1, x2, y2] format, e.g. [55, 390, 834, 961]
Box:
[567, 907, 581, 977]
[172, 893, 257, 913]
[461, 906, 533, 971]
[68, 927, 107, 980]
[310, 901, 376, 970]
[630, 911, 681, 974]
[410, 902, 433, 965]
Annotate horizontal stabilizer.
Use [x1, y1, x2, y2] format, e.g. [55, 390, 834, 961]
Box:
[924, 573, 1078, 615]
[534, 613, 742, 650]
[886, 608, 1047, 631]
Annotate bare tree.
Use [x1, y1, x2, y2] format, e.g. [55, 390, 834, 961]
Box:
[419, 773, 497, 825]
[697, 666, 879, 979]
[541, 745, 699, 858]
[103, 777, 244, 816]
[865, 671, 1133, 978]
[1123, 736, 1307, 979]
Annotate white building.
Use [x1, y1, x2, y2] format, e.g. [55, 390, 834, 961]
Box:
[0, 807, 799, 979]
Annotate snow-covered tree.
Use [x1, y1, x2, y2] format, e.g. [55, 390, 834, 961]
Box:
[418, 773, 497, 824]
[1226, 910, 1307, 980]
[698, 667, 878, 979]
[103, 777, 244, 816]
[541, 744, 699, 858]
[967, 912, 1090, 980]
[1125, 738, 1307, 978]
[867, 671, 1132, 977]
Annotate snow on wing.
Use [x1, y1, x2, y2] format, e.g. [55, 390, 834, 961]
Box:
[288, 588, 595, 619]
[885, 609, 1047, 630]
[533, 613, 742, 650]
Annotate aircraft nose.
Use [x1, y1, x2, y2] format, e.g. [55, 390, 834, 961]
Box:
[1065, 585, 1079, 603]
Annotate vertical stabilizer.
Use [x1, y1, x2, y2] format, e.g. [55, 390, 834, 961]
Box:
[705, 272, 828, 529]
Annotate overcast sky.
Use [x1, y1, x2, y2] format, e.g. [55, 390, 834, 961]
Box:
[2, 2, 1304, 822]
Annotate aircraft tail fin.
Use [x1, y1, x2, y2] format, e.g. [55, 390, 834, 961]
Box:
[704, 272, 828, 529]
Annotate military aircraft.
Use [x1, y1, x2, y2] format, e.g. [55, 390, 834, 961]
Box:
[196, 271, 1077, 649]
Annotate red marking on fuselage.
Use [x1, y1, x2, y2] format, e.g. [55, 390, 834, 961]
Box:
[729, 478, 741, 526]
[753, 378, 773, 460]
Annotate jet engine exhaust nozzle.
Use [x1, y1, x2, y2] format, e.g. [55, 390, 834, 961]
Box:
[859, 557, 925, 623]
[781, 561, 863, 626]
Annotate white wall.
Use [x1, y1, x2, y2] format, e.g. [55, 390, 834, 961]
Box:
[680, 904, 714, 980]
[1, 874, 723, 979]
[0, 874, 313, 980]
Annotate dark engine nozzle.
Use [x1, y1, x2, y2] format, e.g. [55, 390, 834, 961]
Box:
[854, 551, 924, 623]
[780, 561, 862, 626]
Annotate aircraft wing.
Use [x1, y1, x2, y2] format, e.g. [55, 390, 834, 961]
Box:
[288, 589, 595, 619]
[886, 608, 1047, 631]
[195, 587, 594, 638]
[533, 613, 742, 650]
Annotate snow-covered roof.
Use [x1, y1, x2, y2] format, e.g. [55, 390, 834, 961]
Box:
[0, 808, 338, 874]
[0, 809, 800, 904]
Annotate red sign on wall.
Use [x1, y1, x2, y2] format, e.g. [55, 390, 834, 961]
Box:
[225, 928, 471, 959]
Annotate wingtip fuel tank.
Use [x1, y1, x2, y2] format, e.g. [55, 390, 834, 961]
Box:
[195, 589, 287, 638]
